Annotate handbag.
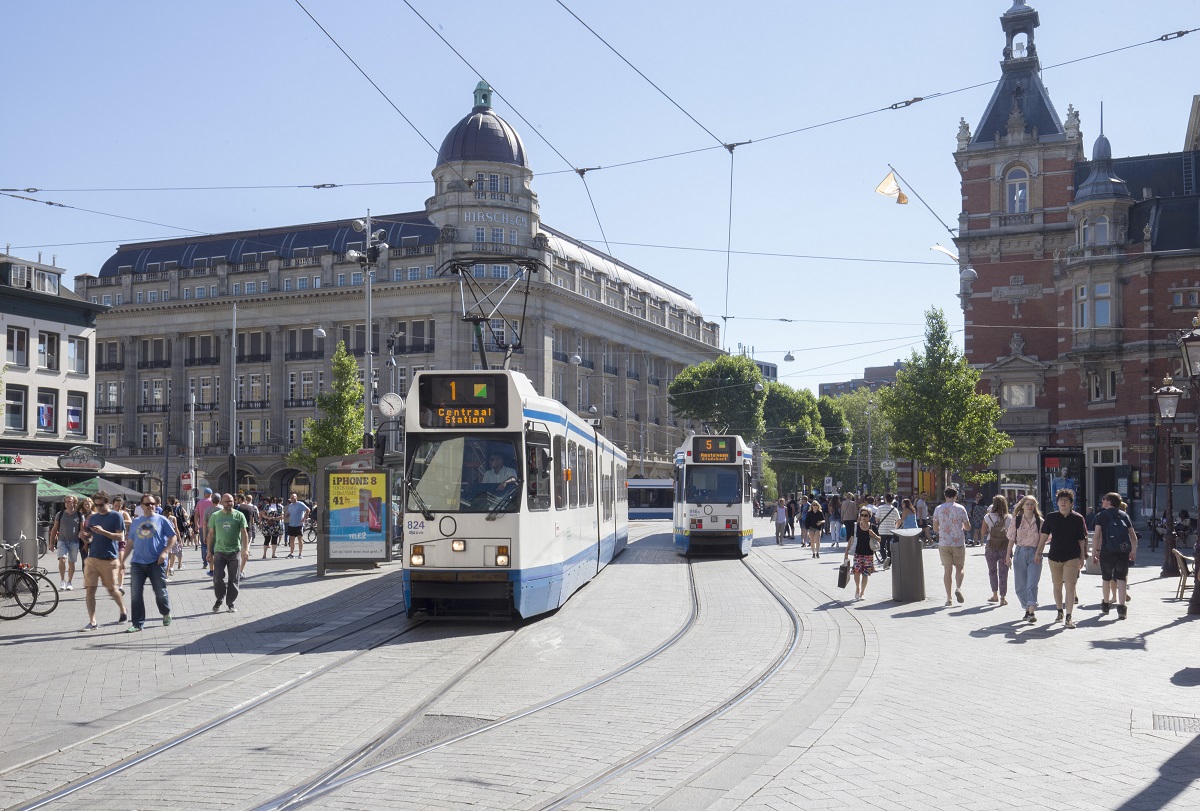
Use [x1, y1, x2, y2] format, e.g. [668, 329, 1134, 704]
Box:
[837, 561, 851, 589]
[869, 536, 880, 552]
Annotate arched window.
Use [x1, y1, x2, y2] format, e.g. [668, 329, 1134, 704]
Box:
[1006, 168, 1028, 214]
[1080, 218, 1091, 245]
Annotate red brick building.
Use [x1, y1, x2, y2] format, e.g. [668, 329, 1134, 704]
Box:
[955, 1, 1200, 516]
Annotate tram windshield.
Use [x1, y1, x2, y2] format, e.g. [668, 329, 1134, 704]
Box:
[406, 435, 521, 514]
[684, 465, 743, 505]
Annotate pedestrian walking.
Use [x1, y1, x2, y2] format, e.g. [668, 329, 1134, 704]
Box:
[874, 493, 900, 569]
[773, 498, 788, 545]
[126, 495, 176, 632]
[110, 496, 132, 594]
[1006, 495, 1044, 622]
[785, 494, 798, 540]
[932, 487, 971, 606]
[802, 498, 825, 556]
[1038, 488, 1088, 628]
[826, 495, 842, 544]
[49, 495, 83, 591]
[899, 498, 918, 529]
[80, 493, 127, 630]
[982, 495, 1012, 605]
[915, 491, 930, 541]
[839, 493, 858, 551]
[1092, 491, 1137, 620]
[285, 493, 310, 558]
[968, 492, 988, 547]
[207, 493, 250, 613]
[844, 506, 880, 600]
[194, 488, 218, 575]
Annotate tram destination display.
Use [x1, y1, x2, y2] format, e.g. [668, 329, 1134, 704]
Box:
[693, 436, 736, 464]
[418, 374, 509, 428]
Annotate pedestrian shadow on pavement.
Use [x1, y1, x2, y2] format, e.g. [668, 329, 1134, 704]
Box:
[1113, 733, 1200, 810]
[1172, 667, 1200, 687]
[968, 620, 1067, 643]
[1088, 615, 1196, 651]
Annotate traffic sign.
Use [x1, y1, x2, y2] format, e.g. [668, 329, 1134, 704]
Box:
[180, 471, 193, 491]
[1128, 444, 1154, 453]
[880, 460, 897, 471]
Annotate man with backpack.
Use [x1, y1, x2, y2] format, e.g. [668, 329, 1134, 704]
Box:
[1091, 491, 1137, 619]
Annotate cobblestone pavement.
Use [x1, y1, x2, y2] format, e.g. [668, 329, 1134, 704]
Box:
[2, 520, 1197, 810]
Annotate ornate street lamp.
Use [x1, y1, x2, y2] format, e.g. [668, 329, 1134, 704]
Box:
[1155, 375, 1183, 578]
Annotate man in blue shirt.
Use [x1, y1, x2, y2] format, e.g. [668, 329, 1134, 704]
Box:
[126, 494, 177, 632]
[285, 493, 310, 559]
[81, 492, 127, 631]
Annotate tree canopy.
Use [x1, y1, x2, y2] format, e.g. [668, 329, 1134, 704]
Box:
[667, 354, 766, 440]
[761, 382, 828, 491]
[286, 341, 365, 472]
[877, 308, 1012, 485]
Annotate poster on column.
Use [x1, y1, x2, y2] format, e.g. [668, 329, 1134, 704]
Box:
[325, 469, 388, 559]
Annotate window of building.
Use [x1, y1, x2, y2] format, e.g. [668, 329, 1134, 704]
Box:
[409, 266, 420, 281]
[183, 288, 192, 300]
[491, 265, 510, 279]
[1076, 286, 1088, 329]
[488, 173, 499, 192]
[1006, 167, 1028, 214]
[136, 291, 144, 304]
[509, 229, 518, 245]
[1001, 383, 1035, 408]
[36, 389, 56, 432]
[67, 337, 87, 374]
[115, 293, 123, 305]
[101, 294, 112, 306]
[1179, 444, 1195, 485]
[1081, 215, 1110, 246]
[312, 276, 321, 289]
[34, 270, 59, 294]
[503, 176, 511, 194]
[148, 290, 159, 303]
[392, 268, 404, 282]
[66, 393, 86, 435]
[1088, 371, 1118, 402]
[196, 286, 207, 299]
[6, 326, 28, 366]
[246, 282, 257, 294]
[490, 227, 504, 244]
[37, 331, 59, 370]
[5, 385, 27, 431]
[283, 278, 293, 291]
[232, 283, 241, 295]
[210, 285, 217, 297]
[1094, 282, 1112, 327]
[425, 265, 435, 279]
[475, 227, 486, 243]
[337, 273, 346, 287]
[297, 276, 308, 290]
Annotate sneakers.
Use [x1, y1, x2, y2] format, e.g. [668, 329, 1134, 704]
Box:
[163, 614, 172, 626]
[82, 622, 98, 631]
[212, 600, 222, 613]
[227, 605, 237, 613]
[126, 625, 142, 633]
[1027, 611, 1036, 625]
[1117, 604, 1128, 620]
[297, 553, 303, 559]
[60, 580, 68, 589]
[1055, 609, 1064, 623]
[1101, 601, 1111, 615]
[1065, 615, 1076, 629]
[118, 613, 127, 623]
[64, 582, 74, 591]
[945, 599, 953, 607]
[955, 589, 964, 604]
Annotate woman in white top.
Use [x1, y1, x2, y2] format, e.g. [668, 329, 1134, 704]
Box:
[982, 495, 1012, 605]
[1006, 495, 1044, 620]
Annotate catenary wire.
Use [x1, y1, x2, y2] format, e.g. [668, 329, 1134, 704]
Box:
[0, 191, 207, 235]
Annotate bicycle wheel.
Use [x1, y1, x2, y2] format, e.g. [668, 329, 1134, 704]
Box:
[26, 571, 60, 616]
[0, 570, 36, 620]
[38, 536, 49, 559]
[305, 525, 316, 542]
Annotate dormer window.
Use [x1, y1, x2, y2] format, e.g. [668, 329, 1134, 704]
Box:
[1006, 168, 1028, 213]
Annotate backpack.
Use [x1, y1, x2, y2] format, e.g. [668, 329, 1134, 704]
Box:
[987, 514, 1009, 550]
[1100, 509, 1133, 554]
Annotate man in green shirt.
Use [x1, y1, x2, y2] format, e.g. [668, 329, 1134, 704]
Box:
[206, 493, 249, 613]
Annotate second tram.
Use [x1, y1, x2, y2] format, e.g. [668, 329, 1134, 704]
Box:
[402, 370, 629, 619]
[627, 478, 674, 519]
[672, 435, 755, 557]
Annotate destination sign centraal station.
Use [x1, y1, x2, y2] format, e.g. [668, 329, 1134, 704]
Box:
[419, 374, 509, 428]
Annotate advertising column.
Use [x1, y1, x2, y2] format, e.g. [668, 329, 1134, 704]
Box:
[325, 468, 388, 561]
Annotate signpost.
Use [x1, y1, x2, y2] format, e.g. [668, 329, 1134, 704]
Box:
[880, 460, 896, 471]
[180, 471, 193, 492]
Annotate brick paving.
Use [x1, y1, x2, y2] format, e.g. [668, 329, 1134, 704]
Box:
[1, 520, 1197, 810]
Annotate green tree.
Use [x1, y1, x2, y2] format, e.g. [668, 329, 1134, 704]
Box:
[831, 387, 894, 494]
[667, 354, 766, 439]
[758, 450, 778, 502]
[761, 382, 828, 493]
[286, 341, 365, 473]
[817, 395, 852, 479]
[878, 308, 1012, 487]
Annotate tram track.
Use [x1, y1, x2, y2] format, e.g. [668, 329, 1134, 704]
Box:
[255, 542, 803, 811]
[8, 604, 420, 811]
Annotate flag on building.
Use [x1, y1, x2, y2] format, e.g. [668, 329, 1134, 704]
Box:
[67, 406, 82, 432]
[875, 171, 909, 204]
[38, 404, 54, 430]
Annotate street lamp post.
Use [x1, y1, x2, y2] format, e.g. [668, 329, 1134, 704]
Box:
[1155, 376, 1183, 578]
[345, 212, 389, 450]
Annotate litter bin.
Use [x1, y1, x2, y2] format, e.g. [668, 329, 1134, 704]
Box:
[890, 528, 925, 602]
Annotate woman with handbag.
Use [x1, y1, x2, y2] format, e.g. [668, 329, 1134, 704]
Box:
[983, 495, 1012, 605]
[844, 507, 881, 601]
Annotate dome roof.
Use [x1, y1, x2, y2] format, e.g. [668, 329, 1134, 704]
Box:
[1092, 132, 1112, 161]
[1075, 130, 1130, 202]
[436, 82, 528, 169]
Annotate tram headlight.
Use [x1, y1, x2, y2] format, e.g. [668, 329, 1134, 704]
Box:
[495, 545, 510, 567]
[410, 545, 425, 566]
[451, 539, 466, 552]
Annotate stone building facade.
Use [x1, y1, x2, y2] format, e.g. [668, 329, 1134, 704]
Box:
[955, 1, 1200, 514]
[74, 83, 721, 497]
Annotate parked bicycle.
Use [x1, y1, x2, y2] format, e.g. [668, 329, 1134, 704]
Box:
[1, 539, 59, 618]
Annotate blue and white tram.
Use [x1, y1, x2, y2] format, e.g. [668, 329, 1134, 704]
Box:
[627, 478, 674, 520]
[402, 370, 629, 619]
[672, 435, 755, 557]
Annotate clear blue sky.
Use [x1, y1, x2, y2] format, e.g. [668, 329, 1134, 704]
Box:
[3, 1, 1197, 392]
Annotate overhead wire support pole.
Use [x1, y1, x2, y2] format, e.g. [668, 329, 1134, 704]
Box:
[886, 163, 957, 237]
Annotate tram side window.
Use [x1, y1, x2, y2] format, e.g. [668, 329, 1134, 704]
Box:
[744, 469, 752, 502]
[568, 441, 579, 508]
[586, 449, 595, 506]
[526, 432, 551, 511]
[554, 435, 567, 510]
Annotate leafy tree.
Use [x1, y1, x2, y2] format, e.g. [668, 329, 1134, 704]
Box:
[667, 354, 766, 440]
[761, 382, 828, 493]
[817, 395, 853, 480]
[758, 450, 778, 503]
[286, 341, 365, 473]
[878, 308, 1012, 487]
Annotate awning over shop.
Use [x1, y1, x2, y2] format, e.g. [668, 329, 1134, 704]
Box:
[0, 453, 143, 479]
[36, 478, 78, 500]
[71, 477, 146, 500]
